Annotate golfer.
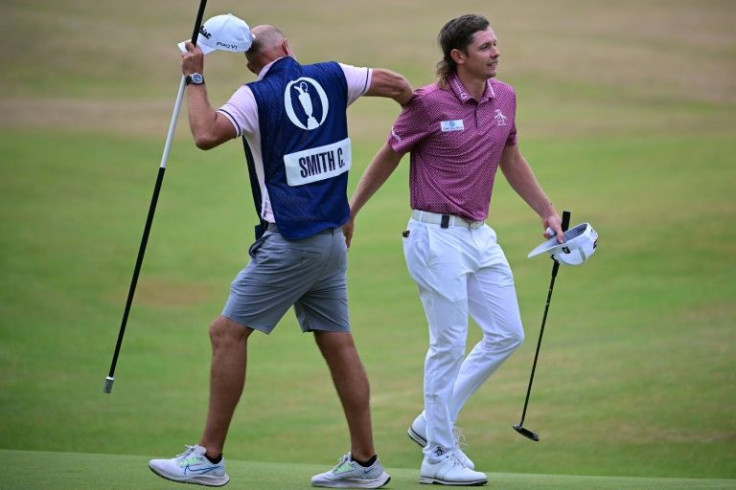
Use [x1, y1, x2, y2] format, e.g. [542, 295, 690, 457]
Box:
[344, 14, 563, 485]
[149, 24, 412, 489]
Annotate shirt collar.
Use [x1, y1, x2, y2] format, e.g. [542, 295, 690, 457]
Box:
[256, 55, 294, 80]
[448, 73, 496, 104]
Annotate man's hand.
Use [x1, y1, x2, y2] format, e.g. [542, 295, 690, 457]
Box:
[342, 217, 355, 249]
[543, 213, 564, 243]
[181, 41, 205, 76]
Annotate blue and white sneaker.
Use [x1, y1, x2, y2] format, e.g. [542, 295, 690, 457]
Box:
[149, 444, 229, 487]
[311, 453, 391, 488]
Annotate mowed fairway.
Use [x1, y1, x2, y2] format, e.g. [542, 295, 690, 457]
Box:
[1, 1, 735, 489]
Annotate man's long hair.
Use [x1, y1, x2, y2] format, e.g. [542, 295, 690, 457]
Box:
[436, 14, 490, 88]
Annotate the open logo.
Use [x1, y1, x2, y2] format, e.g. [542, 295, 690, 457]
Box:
[284, 77, 329, 130]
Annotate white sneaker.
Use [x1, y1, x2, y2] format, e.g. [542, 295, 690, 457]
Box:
[311, 453, 391, 488]
[408, 412, 476, 469]
[419, 448, 487, 486]
[149, 444, 229, 487]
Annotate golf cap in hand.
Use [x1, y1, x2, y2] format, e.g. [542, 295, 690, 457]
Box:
[528, 222, 598, 266]
[178, 13, 255, 55]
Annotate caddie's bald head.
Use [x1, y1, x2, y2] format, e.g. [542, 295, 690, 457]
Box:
[250, 25, 285, 51]
[245, 25, 292, 74]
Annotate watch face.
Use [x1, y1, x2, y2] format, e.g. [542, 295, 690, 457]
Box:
[191, 73, 203, 84]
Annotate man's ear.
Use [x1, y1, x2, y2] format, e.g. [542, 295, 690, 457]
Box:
[281, 39, 292, 56]
[245, 52, 259, 75]
[450, 48, 465, 65]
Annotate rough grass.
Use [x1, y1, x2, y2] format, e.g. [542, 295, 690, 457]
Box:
[1, 0, 734, 138]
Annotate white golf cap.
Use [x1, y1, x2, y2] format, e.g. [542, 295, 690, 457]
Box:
[177, 13, 255, 55]
[528, 222, 598, 266]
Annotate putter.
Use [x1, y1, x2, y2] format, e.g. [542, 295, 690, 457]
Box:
[104, 0, 208, 394]
[513, 210, 571, 441]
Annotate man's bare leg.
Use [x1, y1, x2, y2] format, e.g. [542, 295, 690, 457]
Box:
[199, 315, 253, 458]
[314, 330, 375, 461]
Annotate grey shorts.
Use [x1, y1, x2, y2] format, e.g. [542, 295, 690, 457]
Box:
[222, 224, 350, 334]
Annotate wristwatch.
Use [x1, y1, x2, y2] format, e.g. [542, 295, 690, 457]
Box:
[185, 73, 205, 86]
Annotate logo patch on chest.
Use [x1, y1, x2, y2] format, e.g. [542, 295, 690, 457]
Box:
[493, 109, 507, 126]
[440, 119, 465, 132]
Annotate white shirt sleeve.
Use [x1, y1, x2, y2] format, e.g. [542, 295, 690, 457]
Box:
[217, 85, 259, 137]
[339, 63, 372, 107]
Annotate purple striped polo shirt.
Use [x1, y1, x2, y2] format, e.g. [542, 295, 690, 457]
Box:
[388, 74, 517, 222]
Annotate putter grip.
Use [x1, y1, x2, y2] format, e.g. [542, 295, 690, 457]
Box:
[561, 210, 571, 232]
[550, 210, 571, 274]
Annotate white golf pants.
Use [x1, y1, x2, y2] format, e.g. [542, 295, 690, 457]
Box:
[403, 217, 525, 454]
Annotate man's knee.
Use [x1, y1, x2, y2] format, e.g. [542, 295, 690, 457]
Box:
[480, 326, 524, 352]
[509, 327, 524, 349]
[314, 330, 356, 352]
[209, 315, 250, 347]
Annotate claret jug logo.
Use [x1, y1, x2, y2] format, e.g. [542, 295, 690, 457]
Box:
[284, 77, 329, 130]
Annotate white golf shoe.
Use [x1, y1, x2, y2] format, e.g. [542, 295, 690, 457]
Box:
[408, 412, 476, 469]
[419, 448, 487, 486]
[311, 453, 391, 488]
[149, 444, 229, 487]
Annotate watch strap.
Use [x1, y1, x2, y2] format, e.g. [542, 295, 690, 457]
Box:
[185, 73, 205, 86]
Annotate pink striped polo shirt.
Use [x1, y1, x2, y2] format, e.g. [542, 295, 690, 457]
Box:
[388, 74, 517, 222]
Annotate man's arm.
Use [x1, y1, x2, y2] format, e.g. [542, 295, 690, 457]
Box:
[343, 142, 405, 247]
[499, 143, 564, 241]
[181, 42, 237, 150]
[365, 68, 413, 106]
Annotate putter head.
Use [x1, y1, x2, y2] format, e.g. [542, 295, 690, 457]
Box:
[513, 424, 540, 442]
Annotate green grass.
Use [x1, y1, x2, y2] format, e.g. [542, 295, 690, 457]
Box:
[2, 450, 735, 490]
[1, 0, 735, 488]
